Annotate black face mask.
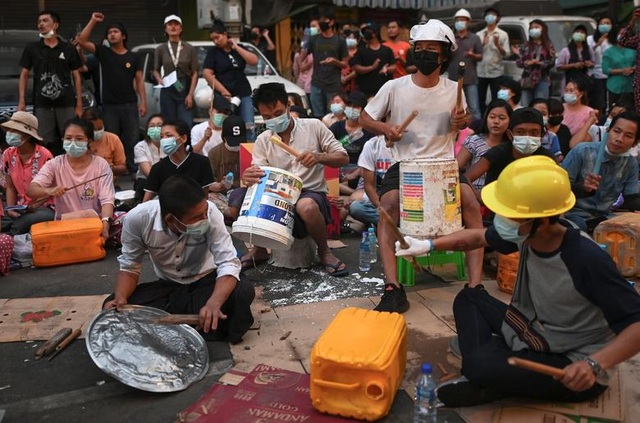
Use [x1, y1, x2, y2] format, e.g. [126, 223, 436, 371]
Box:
[250, 32, 260, 40]
[319, 21, 330, 32]
[413, 50, 441, 76]
[548, 116, 563, 126]
[363, 30, 374, 41]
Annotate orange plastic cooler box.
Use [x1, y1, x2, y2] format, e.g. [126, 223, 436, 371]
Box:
[310, 307, 407, 421]
[31, 218, 106, 267]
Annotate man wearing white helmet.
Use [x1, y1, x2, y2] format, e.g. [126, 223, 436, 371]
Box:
[449, 9, 483, 122]
[360, 19, 484, 314]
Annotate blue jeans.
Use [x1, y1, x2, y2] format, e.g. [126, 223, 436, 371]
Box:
[238, 95, 255, 141]
[520, 81, 550, 108]
[349, 200, 379, 226]
[5, 207, 55, 235]
[102, 102, 140, 172]
[464, 84, 481, 122]
[160, 87, 193, 128]
[310, 85, 330, 118]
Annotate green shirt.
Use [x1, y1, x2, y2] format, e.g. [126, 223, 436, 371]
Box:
[602, 45, 636, 94]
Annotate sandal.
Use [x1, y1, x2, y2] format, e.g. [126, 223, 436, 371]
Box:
[324, 260, 349, 277]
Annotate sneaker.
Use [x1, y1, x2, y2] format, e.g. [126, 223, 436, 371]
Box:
[437, 376, 502, 407]
[374, 284, 410, 313]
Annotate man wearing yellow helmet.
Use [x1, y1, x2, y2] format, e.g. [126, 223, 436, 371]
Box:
[396, 155, 640, 407]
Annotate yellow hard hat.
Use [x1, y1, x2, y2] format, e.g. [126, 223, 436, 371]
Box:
[481, 156, 576, 218]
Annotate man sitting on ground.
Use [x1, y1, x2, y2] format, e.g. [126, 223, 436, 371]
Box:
[232, 82, 350, 275]
[104, 175, 255, 343]
[396, 155, 640, 407]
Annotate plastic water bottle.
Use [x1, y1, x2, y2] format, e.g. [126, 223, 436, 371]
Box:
[339, 128, 364, 147]
[368, 227, 377, 263]
[224, 172, 234, 189]
[414, 363, 438, 422]
[359, 231, 372, 272]
[257, 59, 264, 76]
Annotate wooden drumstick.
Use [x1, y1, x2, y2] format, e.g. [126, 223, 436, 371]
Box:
[455, 61, 466, 111]
[378, 207, 422, 273]
[269, 135, 301, 160]
[385, 111, 419, 148]
[507, 357, 565, 378]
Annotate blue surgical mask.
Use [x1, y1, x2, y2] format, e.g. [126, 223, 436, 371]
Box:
[147, 127, 161, 141]
[265, 112, 291, 133]
[542, 117, 548, 127]
[309, 27, 319, 37]
[484, 14, 497, 25]
[346, 38, 358, 48]
[160, 137, 179, 155]
[454, 21, 467, 31]
[497, 89, 511, 101]
[213, 113, 227, 128]
[493, 215, 531, 244]
[330, 103, 344, 115]
[529, 28, 542, 39]
[344, 106, 360, 120]
[5, 132, 25, 147]
[63, 140, 88, 158]
[512, 135, 541, 155]
[93, 129, 104, 141]
[563, 93, 578, 105]
[572, 32, 586, 43]
[175, 216, 211, 236]
[598, 24, 611, 34]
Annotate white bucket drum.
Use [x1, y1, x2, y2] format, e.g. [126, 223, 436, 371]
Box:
[232, 167, 303, 250]
[399, 158, 462, 238]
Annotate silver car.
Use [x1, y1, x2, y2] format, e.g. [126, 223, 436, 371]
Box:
[132, 41, 309, 129]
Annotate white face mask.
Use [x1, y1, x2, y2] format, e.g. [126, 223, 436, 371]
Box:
[93, 129, 105, 141]
[605, 145, 631, 157]
[39, 29, 55, 39]
[512, 135, 541, 155]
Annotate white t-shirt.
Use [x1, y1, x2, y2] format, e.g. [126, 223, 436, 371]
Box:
[133, 140, 165, 179]
[364, 75, 466, 161]
[357, 135, 396, 203]
[191, 121, 223, 156]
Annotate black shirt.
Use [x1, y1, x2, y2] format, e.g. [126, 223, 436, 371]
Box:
[19, 38, 82, 108]
[307, 34, 348, 93]
[329, 120, 374, 164]
[482, 142, 555, 186]
[95, 45, 142, 105]
[555, 124, 572, 156]
[145, 153, 215, 194]
[203, 47, 252, 97]
[349, 44, 395, 97]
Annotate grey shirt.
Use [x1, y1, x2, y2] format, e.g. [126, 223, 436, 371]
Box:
[306, 34, 348, 93]
[448, 32, 483, 85]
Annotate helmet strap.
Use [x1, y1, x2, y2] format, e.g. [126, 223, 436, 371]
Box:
[528, 218, 542, 239]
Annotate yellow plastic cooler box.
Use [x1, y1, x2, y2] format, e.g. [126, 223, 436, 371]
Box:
[310, 307, 407, 421]
[31, 218, 106, 267]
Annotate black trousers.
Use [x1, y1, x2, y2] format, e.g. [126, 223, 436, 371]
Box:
[104, 272, 255, 343]
[453, 286, 606, 402]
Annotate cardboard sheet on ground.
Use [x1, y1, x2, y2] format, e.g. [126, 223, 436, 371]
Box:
[175, 363, 357, 422]
[0, 295, 107, 341]
[457, 370, 625, 423]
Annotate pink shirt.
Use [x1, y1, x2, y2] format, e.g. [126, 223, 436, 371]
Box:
[293, 52, 313, 94]
[31, 154, 115, 219]
[562, 104, 594, 135]
[2, 144, 53, 205]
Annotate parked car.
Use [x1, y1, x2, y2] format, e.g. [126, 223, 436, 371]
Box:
[132, 41, 309, 130]
[0, 30, 96, 143]
[496, 16, 597, 98]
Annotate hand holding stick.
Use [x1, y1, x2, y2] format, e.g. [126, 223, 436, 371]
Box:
[378, 207, 421, 273]
[507, 357, 565, 378]
[385, 111, 418, 148]
[269, 135, 301, 160]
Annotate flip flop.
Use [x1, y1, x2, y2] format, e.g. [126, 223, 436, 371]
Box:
[240, 256, 270, 271]
[324, 260, 349, 277]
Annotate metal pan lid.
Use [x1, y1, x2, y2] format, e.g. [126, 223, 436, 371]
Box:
[85, 305, 209, 392]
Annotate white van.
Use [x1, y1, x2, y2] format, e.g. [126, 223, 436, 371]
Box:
[132, 41, 309, 130]
[496, 16, 597, 97]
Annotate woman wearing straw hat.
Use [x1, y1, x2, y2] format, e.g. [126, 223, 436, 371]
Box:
[1, 111, 55, 234]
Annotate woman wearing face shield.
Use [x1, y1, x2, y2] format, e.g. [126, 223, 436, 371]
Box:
[27, 117, 115, 239]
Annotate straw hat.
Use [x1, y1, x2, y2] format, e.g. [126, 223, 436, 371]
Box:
[1, 111, 43, 141]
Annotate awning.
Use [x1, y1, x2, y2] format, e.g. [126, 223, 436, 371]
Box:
[332, 0, 491, 8]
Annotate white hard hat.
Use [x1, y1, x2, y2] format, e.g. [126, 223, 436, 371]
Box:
[409, 19, 457, 51]
[164, 14, 182, 25]
[454, 9, 472, 20]
[194, 86, 213, 109]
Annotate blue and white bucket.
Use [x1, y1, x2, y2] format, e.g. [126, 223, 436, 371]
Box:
[232, 167, 303, 250]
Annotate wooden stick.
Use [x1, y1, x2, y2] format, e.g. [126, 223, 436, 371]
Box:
[507, 357, 565, 378]
[377, 207, 421, 273]
[386, 111, 419, 147]
[150, 314, 200, 325]
[35, 328, 72, 360]
[65, 173, 110, 191]
[269, 135, 301, 159]
[47, 326, 83, 361]
[455, 61, 466, 111]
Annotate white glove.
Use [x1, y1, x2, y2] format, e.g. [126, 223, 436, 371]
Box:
[395, 236, 433, 257]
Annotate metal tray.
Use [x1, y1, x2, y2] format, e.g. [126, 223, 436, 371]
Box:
[85, 305, 209, 392]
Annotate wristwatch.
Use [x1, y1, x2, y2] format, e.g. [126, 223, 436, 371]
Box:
[584, 357, 603, 376]
[101, 217, 113, 224]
